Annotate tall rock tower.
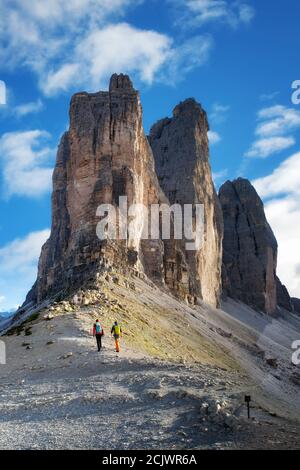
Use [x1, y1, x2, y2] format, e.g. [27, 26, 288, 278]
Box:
[149, 99, 223, 307]
[24, 77, 223, 309]
[26, 74, 167, 304]
[219, 178, 282, 314]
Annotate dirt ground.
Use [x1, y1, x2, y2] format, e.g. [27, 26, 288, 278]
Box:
[1, 274, 300, 450]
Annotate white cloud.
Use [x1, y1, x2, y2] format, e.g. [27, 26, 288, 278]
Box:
[0, 230, 50, 311]
[253, 152, 300, 199]
[260, 91, 280, 102]
[245, 104, 300, 159]
[212, 169, 228, 187]
[210, 103, 230, 124]
[0, 130, 54, 198]
[173, 0, 255, 28]
[44, 24, 172, 94]
[256, 105, 300, 137]
[253, 151, 300, 298]
[43, 25, 213, 95]
[0, 0, 139, 68]
[245, 136, 295, 159]
[163, 34, 213, 84]
[14, 99, 44, 117]
[0, 1, 212, 96]
[0, 96, 44, 119]
[43, 64, 81, 96]
[208, 130, 221, 145]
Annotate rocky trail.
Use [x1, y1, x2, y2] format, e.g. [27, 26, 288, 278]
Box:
[0, 338, 299, 450]
[1, 275, 300, 450]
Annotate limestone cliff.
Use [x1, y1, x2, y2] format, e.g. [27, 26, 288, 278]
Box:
[219, 178, 279, 314]
[292, 298, 300, 315]
[276, 277, 294, 312]
[149, 99, 223, 307]
[19, 77, 298, 316]
[25, 76, 222, 308]
[219, 178, 297, 315]
[26, 74, 167, 304]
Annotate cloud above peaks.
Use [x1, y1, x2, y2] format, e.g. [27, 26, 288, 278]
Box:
[43, 25, 213, 95]
[253, 151, 300, 199]
[256, 105, 300, 137]
[245, 105, 300, 159]
[245, 136, 296, 159]
[0, 130, 54, 198]
[172, 0, 255, 29]
[0, 0, 143, 71]
[0, 229, 50, 310]
[0, 1, 214, 96]
[208, 130, 221, 145]
[43, 23, 172, 94]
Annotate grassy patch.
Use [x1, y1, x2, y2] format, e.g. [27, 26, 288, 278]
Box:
[5, 311, 40, 336]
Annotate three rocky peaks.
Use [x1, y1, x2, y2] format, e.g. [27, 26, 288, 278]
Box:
[24, 74, 298, 316]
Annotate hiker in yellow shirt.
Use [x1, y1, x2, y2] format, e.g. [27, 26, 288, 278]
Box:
[111, 321, 122, 353]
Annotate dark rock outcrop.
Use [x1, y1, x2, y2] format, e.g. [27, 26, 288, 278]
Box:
[292, 298, 300, 315]
[276, 277, 294, 312]
[219, 178, 278, 314]
[149, 99, 223, 307]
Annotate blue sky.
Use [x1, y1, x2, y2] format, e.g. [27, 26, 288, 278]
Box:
[0, 0, 300, 311]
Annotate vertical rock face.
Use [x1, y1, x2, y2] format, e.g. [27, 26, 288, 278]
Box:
[292, 298, 300, 315]
[276, 277, 294, 312]
[149, 99, 223, 307]
[27, 74, 166, 304]
[25, 75, 222, 308]
[219, 178, 279, 314]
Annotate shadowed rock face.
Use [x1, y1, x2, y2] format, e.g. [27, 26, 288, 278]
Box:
[276, 277, 294, 312]
[219, 178, 279, 314]
[149, 99, 223, 307]
[219, 178, 296, 315]
[24, 76, 222, 308]
[292, 298, 300, 315]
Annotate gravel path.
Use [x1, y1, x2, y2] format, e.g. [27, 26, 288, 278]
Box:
[1, 276, 300, 450]
[1, 344, 299, 450]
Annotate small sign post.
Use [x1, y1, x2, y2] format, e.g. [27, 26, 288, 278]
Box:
[245, 395, 251, 419]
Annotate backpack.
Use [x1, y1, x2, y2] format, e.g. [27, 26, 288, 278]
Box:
[95, 323, 103, 335]
[114, 324, 121, 336]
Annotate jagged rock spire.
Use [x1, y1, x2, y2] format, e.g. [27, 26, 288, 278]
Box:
[109, 73, 134, 92]
[219, 177, 294, 314]
[149, 98, 223, 307]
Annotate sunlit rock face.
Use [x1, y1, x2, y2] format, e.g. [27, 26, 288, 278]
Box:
[25, 74, 167, 304]
[24, 76, 223, 309]
[149, 99, 223, 307]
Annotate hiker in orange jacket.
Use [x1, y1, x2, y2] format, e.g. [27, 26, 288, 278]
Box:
[93, 319, 104, 352]
[111, 321, 122, 353]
